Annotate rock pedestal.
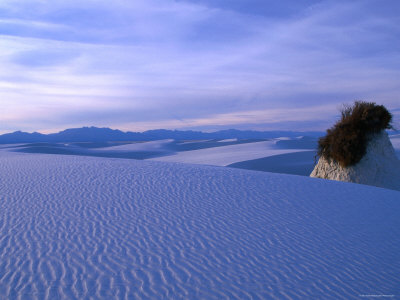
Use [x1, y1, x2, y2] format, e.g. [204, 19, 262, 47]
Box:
[311, 131, 400, 191]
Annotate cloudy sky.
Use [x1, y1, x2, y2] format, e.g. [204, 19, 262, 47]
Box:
[0, 0, 399, 133]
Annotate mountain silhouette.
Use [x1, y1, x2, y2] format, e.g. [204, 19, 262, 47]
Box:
[0, 126, 324, 144]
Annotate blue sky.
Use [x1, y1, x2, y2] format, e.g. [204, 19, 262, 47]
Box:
[0, 0, 399, 133]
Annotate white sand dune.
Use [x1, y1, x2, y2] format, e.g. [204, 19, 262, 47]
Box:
[12, 138, 316, 174]
[0, 150, 399, 299]
[228, 150, 316, 176]
[95, 139, 174, 152]
[12, 137, 319, 175]
[148, 140, 311, 166]
[179, 139, 211, 144]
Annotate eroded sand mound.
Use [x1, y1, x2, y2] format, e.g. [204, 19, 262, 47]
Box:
[311, 131, 400, 191]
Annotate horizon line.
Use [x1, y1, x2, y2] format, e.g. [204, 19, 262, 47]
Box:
[1, 125, 328, 136]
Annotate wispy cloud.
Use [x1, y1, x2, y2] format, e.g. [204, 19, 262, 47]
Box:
[0, 0, 399, 133]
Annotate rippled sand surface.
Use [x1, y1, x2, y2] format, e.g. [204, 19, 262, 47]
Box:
[0, 151, 399, 299]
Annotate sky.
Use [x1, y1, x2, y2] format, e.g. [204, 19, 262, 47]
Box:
[0, 0, 399, 133]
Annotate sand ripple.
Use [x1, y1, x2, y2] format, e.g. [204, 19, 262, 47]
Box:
[0, 152, 399, 299]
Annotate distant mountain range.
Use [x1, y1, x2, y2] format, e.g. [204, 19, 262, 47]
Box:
[0, 126, 325, 144]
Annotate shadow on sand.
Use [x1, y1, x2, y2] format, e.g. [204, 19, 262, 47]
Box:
[228, 151, 317, 176]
